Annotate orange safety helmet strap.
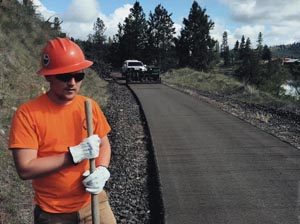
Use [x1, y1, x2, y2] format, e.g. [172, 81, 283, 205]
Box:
[37, 37, 93, 76]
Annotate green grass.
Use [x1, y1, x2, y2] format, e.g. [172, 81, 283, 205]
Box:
[162, 67, 242, 94]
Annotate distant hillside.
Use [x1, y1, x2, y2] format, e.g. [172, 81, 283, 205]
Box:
[270, 42, 300, 58]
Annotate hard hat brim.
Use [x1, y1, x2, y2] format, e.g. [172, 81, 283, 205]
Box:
[37, 60, 93, 76]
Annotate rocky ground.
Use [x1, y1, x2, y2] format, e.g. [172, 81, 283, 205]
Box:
[104, 80, 300, 224]
[104, 81, 163, 224]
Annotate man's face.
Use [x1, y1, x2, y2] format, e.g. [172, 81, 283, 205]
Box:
[46, 71, 84, 104]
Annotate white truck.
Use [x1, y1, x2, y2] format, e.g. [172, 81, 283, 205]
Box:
[121, 59, 147, 76]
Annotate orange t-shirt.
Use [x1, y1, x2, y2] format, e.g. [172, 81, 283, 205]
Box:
[9, 94, 111, 213]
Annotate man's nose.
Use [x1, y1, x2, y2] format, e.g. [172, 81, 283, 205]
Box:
[67, 77, 76, 85]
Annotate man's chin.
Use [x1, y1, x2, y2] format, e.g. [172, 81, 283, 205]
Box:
[59, 94, 76, 102]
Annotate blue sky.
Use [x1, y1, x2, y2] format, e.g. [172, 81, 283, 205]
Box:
[30, 0, 300, 48]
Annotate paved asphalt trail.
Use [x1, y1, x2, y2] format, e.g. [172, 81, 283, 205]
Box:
[129, 84, 300, 224]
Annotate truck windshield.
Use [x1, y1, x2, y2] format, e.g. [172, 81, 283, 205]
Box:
[128, 62, 143, 66]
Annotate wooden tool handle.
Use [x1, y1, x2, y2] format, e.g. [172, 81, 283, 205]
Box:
[84, 99, 99, 224]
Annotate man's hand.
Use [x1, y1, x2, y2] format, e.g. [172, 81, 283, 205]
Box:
[82, 166, 110, 194]
[69, 135, 100, 164]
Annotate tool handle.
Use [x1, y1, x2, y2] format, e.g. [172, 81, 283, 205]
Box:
[85, 99, 99, 224]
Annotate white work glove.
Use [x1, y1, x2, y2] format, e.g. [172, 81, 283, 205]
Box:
[82, 166, 110, 194]
[69, 135, 100, 164]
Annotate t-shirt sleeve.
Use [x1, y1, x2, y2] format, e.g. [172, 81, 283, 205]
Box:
[9, 107, 39, 150]
[92, 100, 111, 138]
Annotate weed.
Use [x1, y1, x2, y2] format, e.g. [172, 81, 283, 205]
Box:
[254, 112, 272, 123]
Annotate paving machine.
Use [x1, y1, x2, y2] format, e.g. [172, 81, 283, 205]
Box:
[125, 67, 161, 84]
[121, 59, 161, 84]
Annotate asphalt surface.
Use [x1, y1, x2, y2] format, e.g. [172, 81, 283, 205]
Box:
[129, 84, 300, 224]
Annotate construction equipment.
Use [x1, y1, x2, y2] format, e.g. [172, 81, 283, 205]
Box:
[122, 60, 161, 84]
[145, 65, 161, 83]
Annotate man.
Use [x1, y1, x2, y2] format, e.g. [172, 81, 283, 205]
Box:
[9, 37, 116, 224]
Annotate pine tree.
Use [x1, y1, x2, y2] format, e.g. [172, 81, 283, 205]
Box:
[52, 17, 66, 37]
[147, 4, 176, 70]
[234, 40, 239, 51]
[221, 31, 230, 66]
[239, 35, 246, 59]
[115, 23, 124, 43]
[261, 45, 272, 61]
[233, 40, 239, 62]
[176, 1, 216, 70]
[245, 37, 252, 56]
[83, 17, 109, 77]
[23, 0, 35, 16]
[256, 32, 263, 57]
[236, 37, 261, 85]
[118, 1, 148, 61]
[53, 17, 60, 32]
[92, 17, 106, 45]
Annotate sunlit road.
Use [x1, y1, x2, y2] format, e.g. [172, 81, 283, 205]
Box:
[130, 83, 300, 224]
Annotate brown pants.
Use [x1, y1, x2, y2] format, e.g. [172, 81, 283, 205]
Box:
[34, 191, 116, 224]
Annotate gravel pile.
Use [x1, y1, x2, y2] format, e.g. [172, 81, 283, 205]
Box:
[104, 81, 163, 224]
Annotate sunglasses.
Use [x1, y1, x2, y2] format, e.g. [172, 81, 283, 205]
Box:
[54, 73, 85, 82]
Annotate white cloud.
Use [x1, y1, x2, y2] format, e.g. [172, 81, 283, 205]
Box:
[174, 23, 182, 37]
[233, 25, 265, 44]
[99, 4, 132, 39]
[63, 0, 99, 23]
[60, 1, 131, 40]
[210, 18, 238, 48]
[210, 19, 227, 45]
[219, 0, 300, 46]
[62, 22, 93, 40]
[60, 0, 100, 39]
[30, 0, 131, 40]
[32, 0, 57, 20]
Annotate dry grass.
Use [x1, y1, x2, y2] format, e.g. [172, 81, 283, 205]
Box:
[162, 67, 243, 94]
[0, 145, 33, 224]
[80, 69, 109, 107]
[161, 67, 296, 109]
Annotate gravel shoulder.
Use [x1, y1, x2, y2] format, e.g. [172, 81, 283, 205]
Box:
[104, 81, 151, 223]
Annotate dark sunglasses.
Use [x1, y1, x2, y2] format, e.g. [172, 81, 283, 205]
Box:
[54, 73, 85, 82]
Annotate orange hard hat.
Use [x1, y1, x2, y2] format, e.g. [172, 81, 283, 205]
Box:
[37, 37, 93, 76]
